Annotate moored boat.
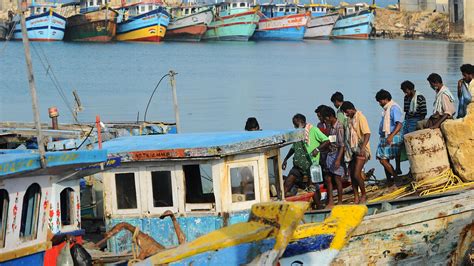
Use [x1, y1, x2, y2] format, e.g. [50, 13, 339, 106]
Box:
[0, 149, 108, 265]
[65, 2, 118, 42]
[203, 0, 259, 41]
[116, 1, 169, 42]
[252, 4, 309, 41]
[331, 4, 375, 39]
[165, 6, 214, 42]
[13, 5, 66, 41]
[303, 3, 339, 39]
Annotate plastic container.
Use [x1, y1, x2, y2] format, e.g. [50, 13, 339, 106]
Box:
[310, 163, 323, 183]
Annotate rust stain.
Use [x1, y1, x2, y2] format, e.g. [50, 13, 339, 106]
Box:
[453, 204, 464, 208]
[448, 222, 474, 265]
[438, 212, 448, 218]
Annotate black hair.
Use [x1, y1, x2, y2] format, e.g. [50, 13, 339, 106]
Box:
[320, 107, 336, 119]
[340, 101, 356, 112]
[314, 105, 330, 114]
[375, 89, 392, 101]
[245, 117, 260, 131]
[330, 92, 344, 103]
[427, 73, 443, 84]
[292, 113, 306, 123]
[400, 80, 415, 91]
[460, 64, 474, 75]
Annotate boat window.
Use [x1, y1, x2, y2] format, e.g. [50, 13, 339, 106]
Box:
[140, 5, 146, 12]
[290, 8, 295, 12]
[151, 171, 173, 207]
[191, 7, 196, 13]
[89, 0, 93, 7]
[232, 3, 237, 8]
[230, 166, 255, 202]
[0, 189, 8, 248]
[183, 164, 215, 204]
[185, 8, 189, 15]
[115, 173, 138, 209]
[267, 157, 281, 200]
[60, 188, 75, 226]
[240, 3, 246, 7]
[20, 183, 41, 240]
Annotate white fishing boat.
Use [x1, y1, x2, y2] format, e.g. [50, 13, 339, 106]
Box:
[165, 6, 214, 42]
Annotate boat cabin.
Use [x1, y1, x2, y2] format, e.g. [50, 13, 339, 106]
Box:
[0, 149, 107, 264]
[168, 5, 209, 18]
[259, 3, 300, 18]
[99, 130, 302, 253]
[80, 0, 111, 13]
[28, 4, 56, 16]
[124, 1, 164, 17]
[339, 3, 369, 16]
[216, 0, 253, 16]
[304, 4, 332, 17]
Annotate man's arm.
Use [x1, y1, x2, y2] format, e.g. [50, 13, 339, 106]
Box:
[312, 140, 330, 157]
[282, 148, 294, 170]
[387, 122, 402, 145]
[430, 114, 450, 129]
[358, 133, 370, 157]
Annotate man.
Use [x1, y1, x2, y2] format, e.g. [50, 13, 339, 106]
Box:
[320, 108, 345, 208]
[330, 92, 347, 126]
[401, 80, 427, 134]
[458, 64, 474, 118]
[421, 73, 455, 129]
[282, 114, 329, 209]
[244, 117, 260, 131]
[340, 101, 370, 203]
[314, 105, 331, 135]
[375, 89, 404, 186]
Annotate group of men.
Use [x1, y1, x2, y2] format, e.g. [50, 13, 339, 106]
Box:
[279, 64, 474, 209]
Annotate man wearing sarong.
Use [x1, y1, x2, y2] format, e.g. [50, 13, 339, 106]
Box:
[282, 114, 329, 209]
[458, 64, 474, 118]
[420, 73, 455, 129]
[340, 101, 371, 203]
[375, 89, 404, 186]
[320, 108, 345, 208]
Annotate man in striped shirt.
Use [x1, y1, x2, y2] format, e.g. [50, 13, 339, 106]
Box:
[401, 80, 427, 134]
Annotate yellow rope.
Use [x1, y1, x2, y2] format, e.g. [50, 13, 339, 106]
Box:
[128, 227, 142, 265]
[369, 168, 474, 203]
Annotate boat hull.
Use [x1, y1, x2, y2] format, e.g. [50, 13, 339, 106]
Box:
[116, 8, 169, 42]
[324, 191, 474, 265]
[331, 10, 374, 40]
[13, 11, 66, 41]
[252, 13, 309, 41]
[65, 8, 118, 42]
[165, 9, 213, 42]
[203, 10, 259, 41]
[304, 13, 339, 39]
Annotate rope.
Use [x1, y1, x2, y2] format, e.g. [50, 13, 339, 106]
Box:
[143, 73, 170, 122]
[128, 226, 142, 265]
[369, 168, 474, 203]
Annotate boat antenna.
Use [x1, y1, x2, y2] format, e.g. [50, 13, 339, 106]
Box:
[17, 0, 47, 167]
[143, 72, 170, 122]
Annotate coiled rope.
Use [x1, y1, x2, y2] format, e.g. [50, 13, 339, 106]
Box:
[369, 168, 474, 203]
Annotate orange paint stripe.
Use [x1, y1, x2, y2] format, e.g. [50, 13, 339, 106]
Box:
[130, 149, 187, 160]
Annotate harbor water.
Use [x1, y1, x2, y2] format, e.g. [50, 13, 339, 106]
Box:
[1, 39, 474, 174]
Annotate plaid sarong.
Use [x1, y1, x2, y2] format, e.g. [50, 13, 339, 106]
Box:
[376, 134, 403, 160]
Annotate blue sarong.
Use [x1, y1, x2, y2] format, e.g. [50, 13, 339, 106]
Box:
[376, 134, 403, 160]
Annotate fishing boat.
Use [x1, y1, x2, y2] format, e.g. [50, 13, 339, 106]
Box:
[331, 3, 374, 39]
[64, 0, 118, 42]
[0, 19, 8, 40]
[252, 3, 310, 41]
[203, 0, 259, 41]
[303, 3, 339, 39]
[165, 6, 214, 42]
[304, 191, 474, 264]
[0, 149, 108, 265]
[116, 1, 170, 42]
[136, 204, 367, 265]
[12, 4, 66, 41]
[98, 130, 301, 252]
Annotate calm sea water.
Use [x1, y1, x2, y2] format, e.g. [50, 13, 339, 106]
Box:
[1, 39, 474, 174]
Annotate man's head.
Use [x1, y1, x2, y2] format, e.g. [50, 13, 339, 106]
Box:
[427, 73, 443, 91]
[375, 89, 392, 108]
[401, 80, 416, 98]
[320, 107, 337, 125]
[314, 105, 330, 123]
[340, 101, 357, 118]
[245, 117, 260, 131]
[292, 113, 306, 128]
[460, 64, 474, 83]
[330, 92, 344, 108]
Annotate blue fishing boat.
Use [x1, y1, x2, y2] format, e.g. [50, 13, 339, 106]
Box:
[95, 130, 302, 253]
[252, 4, 310, 41]
[13, 4, 66, 41]
[116, 1, 170, 42]
[331, 4, 375, 39]
[0, 149, 108, 265]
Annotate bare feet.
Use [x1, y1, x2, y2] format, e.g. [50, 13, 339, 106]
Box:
[354, 197, 360, 204]
[359, 196, 367, 204]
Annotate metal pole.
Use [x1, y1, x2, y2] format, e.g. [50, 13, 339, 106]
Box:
[169, 70, 181, 133]
[18, 0, 47, 168]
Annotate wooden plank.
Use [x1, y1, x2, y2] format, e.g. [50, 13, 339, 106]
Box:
[0, 241, 51, 262]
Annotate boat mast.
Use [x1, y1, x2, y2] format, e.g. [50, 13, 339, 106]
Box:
[17, 0, 47, 168]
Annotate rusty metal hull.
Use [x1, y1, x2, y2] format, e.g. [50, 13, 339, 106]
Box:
[330, 190, 474, 265]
